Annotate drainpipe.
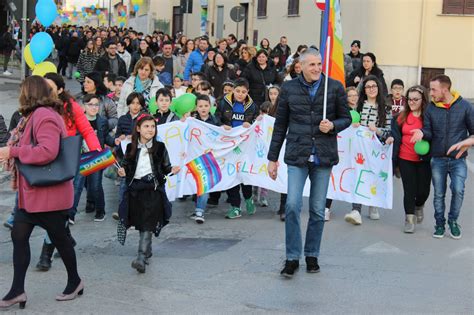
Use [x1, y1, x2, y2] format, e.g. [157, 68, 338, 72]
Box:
[417, 0, 426, 85]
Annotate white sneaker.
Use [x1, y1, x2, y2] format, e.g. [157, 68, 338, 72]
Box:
[344, 210, 362, 225]
[324, 208, 331, 221]
[3, 70, 12, 76]
[368, 207, 380, 220]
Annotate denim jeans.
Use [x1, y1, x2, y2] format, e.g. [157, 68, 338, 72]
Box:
[86, 170, 105, 211]
[285, 163, 332, 260]
[431, 157, 467, 226]
[195, 193, 209, 214]
[69, 173, 86, 218]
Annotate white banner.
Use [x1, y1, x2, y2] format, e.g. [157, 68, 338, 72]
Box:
[157, 116, 393, 209]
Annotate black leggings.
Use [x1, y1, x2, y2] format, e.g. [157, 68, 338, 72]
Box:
[398, 159, 431, 215]
[3, 210, 81, 300]
[57, 56, 68, 76]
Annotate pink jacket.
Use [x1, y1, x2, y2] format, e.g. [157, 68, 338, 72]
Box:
[9, 107, 74, 213]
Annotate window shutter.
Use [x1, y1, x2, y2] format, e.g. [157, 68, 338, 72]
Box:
[465, 0, 474, 14]
[257, 0, 267, 17]
[442, 0, 465, 14]
[288, 0, 299, 15]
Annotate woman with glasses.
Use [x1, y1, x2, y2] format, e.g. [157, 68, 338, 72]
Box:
[391, 85, 431, 233]
[344, 75, 393, 225]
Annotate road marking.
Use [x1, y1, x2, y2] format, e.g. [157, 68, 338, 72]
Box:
[361, 241, 406, 254]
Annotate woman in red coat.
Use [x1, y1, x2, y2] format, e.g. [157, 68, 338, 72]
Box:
[0, 76, 83, 310]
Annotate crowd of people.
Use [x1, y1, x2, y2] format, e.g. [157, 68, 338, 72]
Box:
[0, 23, 472, 308]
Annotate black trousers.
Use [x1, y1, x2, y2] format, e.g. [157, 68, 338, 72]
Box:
[398, 159, 432, 215]
[227, 184, 252, 208]
[57, 55, 68, 75]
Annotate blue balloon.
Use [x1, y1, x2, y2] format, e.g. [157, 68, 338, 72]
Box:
[119, 22, 125, 28]
[81, 7, 86, 12]
[35, 0, 58, 28]
[82, 12, 87, 18]
[73, 11, 77, 17]
[96, 9, 101, 15]
[30, 32, 54, 64]
[91, 5, 95, 10]
[134, 4, 139, 11]
[121, 11, 126, 17]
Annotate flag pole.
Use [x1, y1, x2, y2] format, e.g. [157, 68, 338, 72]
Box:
[323, 35, 331, 120]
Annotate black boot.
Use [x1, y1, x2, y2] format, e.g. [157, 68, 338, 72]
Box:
[144, 235, 153, 265]
[131, 231, 152, 273]
[36, 241, 55, 271]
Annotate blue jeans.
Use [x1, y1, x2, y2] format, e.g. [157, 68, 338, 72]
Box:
[70, 173, 86, 218]
[285, 164, 332, 260]
[431, 157, 467, 226]
[86, 170, 105, 211]
[195, 193, 209, 214]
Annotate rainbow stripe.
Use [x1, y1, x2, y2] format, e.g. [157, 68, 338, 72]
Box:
[186, 151, 222, 196]
[80, 148, 116, 177]
[320, 0, 345, 86]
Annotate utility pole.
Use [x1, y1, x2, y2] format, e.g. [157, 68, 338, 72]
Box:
[20, 0, 27, 81]
[108, 0, 112, 27]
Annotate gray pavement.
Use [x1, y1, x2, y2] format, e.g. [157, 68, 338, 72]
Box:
[0, 76, 473, 314]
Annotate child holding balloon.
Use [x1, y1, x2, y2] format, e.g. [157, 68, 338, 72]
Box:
[391, 85, 431, 233]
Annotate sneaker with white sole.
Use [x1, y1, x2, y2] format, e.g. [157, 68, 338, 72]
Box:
[368, 207, 380, 220]
[3, 70, 12, 76]
[194, 211, 205, 224]
[344, 210, 362, 225]
[324, 208, 331, 221]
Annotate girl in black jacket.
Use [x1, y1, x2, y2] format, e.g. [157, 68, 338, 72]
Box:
[117, 114, 180, 273]
[347, 52, 388, 96]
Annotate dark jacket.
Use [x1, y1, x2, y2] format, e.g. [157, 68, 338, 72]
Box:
[155, 110, 179, 125]
[115, 112, 138, 139]
[203, 65, 237, 98]
[391, 114, 430, 168]
[347, 52, 364, 73]
[66, 37, 82, 64]
[129, 49, 155, 74]
[194, 113, 221, 126]
[268, 75, 352, 167]
[241, 59, 282, 106]
[94, 54, 127, 77]
[93, 114, 115, 149]
[1, 31, 16, 53]
[272, 43, 292, 68]
[347, 66, 388, 96]
[215, 93, 257, 127]
[8, 111, 21, 132]
[421, 92, 474, 159]
[122, 141, 172, 186]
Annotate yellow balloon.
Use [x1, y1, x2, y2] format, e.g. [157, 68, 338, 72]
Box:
[132, 0, 143, 5]
[32, 61, 57, 77]
[24, 44, 36, 70]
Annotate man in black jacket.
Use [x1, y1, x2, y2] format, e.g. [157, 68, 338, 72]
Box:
[267, 48, 351, 278]
[94, 41, 127, 77]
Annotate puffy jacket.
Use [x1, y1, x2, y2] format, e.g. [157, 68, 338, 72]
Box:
[94, 114, 115, 149]
[215, 93, 257, 127]
[268, 75, 352, 167]
[94, 54, 128, 77]
[183, 50, 208, 81]
[421, 92, 474, 158]
[241, 59, 282, 107]
[76, 50, 100, 83]
[347, 66, 388, 97]
[64, 99, 101, 151]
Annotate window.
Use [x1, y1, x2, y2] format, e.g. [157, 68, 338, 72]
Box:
[257, 0, 267, 17]
[442, 0, 474, 15]
[288, 0, 299, 16]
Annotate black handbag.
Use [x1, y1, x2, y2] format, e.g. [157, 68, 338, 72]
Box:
[16, 115, 82, 187]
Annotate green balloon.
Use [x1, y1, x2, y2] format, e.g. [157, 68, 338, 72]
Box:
[148, 96, 158, 115]
[350, 110, 361, 123]
[414, 140, 430, 155]
[210, 105, 217, 115]
[171, 93, 196, 118]
[73, 71, 80, 79]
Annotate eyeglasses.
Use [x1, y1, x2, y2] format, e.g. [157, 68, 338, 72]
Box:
[408, 98, 421, 103]
[365, 85, 378, 90]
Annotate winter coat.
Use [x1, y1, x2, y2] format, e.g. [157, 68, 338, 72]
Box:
[272, 43, 292, 68]
[347, 66, 388, 97]
[268, 75, 352, 167]
[76, 50, 100, 83]
[421, 92, 474, 158]
[184, 50, 208, 81]
[241, 59, 282, 106]
[117, 76, 164, 117]
[1, 31, 16, 53]
[66, 37, 82, 64]
[203, 65, 237, 98]
[93, 114, 115, 149]
[94, 54, 128, 77]
[63, 99, 101, 151]
[129, 49, 155, 74]
[215, 92, 257, 127]
[0, 115, 8, 147]
[157, 53, 184, 79]
[8, 111, 21, 132]
[117, 50, 132, 72]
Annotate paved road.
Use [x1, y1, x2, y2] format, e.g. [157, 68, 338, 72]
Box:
[0, 76, 473, 314]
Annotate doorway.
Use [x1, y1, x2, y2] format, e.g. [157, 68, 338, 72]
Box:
[421, 67, 445, 90]
[172, 6, 184, 37]
[216, 5, 224, 39]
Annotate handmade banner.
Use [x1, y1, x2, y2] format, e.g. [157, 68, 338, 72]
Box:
[156, 117, 393, 209]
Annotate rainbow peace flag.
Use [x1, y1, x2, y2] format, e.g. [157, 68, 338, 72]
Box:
[80, 148, 116, 177]
[186, 151, 222, 196]
[320, 0, 345, 86]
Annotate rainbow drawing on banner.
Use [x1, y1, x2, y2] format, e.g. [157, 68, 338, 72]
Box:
[80, 148, 116, 176]
[186, 151, 222, 196]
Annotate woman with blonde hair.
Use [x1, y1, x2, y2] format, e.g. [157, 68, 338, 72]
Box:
[118, 57, 164, 116]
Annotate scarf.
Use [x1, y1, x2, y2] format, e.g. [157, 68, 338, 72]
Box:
[5, 115, 29, 190]
[134, 76, 152, 94]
